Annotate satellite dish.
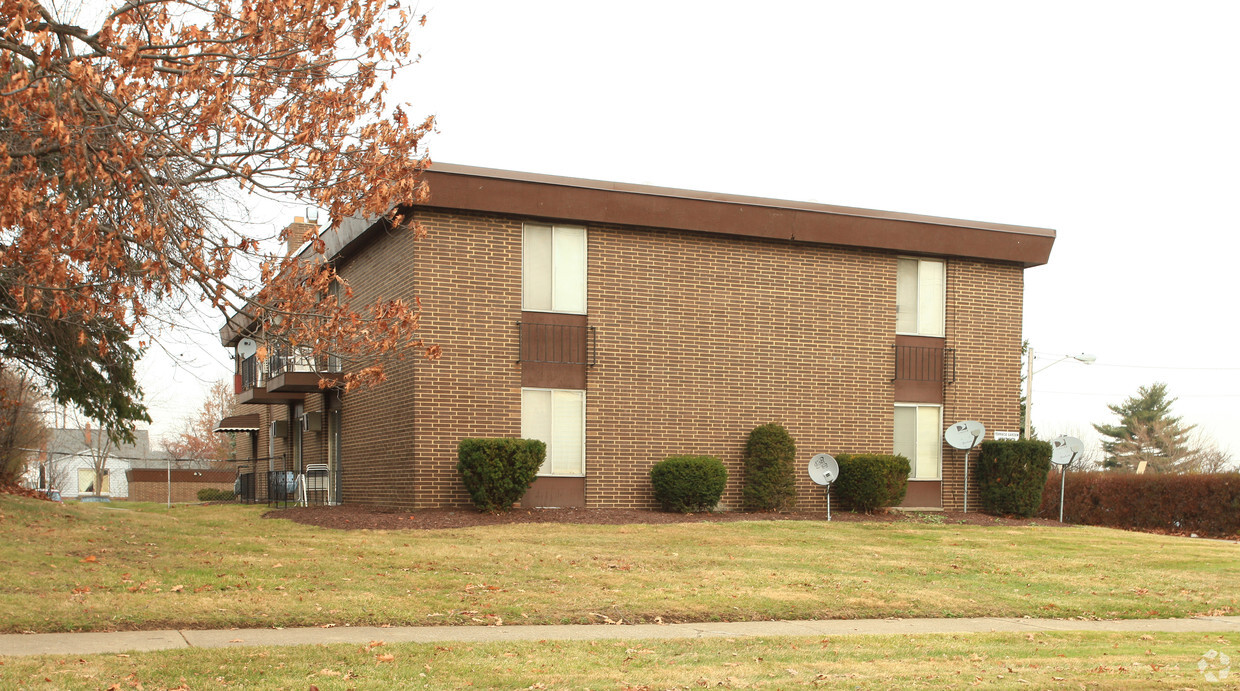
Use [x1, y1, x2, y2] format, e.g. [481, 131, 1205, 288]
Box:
[1050, 435, 1084, 466]
[237, 338, 258, 359]
[945, 420, 986, 450]
[808, 453, 839, 486]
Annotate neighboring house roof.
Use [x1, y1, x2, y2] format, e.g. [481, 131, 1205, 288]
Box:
[214, 414, 261, 432]
[221, 163, 1056, 345]
[45, 428, 151, 460]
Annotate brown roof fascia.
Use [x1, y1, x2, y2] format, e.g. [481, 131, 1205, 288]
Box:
[416, 163, 1055, 267]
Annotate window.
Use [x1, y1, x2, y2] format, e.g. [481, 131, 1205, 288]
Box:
[78, 468, 111, 495]
[896, 257, 945, 337]
[894, 404, 941, 480]
[521, 388, 585, 476]
[523, 223, 586, 313]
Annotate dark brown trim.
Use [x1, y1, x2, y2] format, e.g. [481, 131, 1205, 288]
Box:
[520, 312, 589, 389]
[899, 480, 942, 509]
[418, 164, 1055, 267]
[893, 335, 947, 404]
[214, 414, 260, 432]
[522, 476, 585, 508]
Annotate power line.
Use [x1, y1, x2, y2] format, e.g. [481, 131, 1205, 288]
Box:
[1037, 390, 1240, 399]
[1088, 363, 1240, 371]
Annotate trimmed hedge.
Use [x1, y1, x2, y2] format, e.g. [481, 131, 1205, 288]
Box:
[649, 455, 728, 513]
[197, 488, 235, 502]
[975, 440, 1052, 517]
[834, 454, 910, 513]
[1038, 471, 1240, 538]
[456, 438, 546, 512]
[742, 423, 797, 511]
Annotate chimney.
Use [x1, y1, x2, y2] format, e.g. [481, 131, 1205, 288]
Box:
[283, 215, 319, 257]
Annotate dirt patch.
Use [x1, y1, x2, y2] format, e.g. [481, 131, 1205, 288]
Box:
[268, 504, 1069, 531]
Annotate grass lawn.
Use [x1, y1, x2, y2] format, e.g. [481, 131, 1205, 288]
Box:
[0, 496, 1236, 633]
[2, 631, 1236, 689]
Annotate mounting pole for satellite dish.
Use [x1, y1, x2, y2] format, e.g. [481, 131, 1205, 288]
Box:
[945, 421, 986, 513]
[1050, 435, 1083, 523]
[808, 454, 839, 522]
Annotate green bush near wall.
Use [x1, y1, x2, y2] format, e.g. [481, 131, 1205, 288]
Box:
[834, 454, 911, 513]
[457, 438, 546, 512]
[975, 439, 1053, 517]
[197, 488, 235, 502]
[649, 455, 728, 513]
[742, 423, 798, 511]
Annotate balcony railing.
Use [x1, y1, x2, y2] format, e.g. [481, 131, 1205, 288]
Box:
[892, 344, 956, 384]
[517, 322, 597, 366]
[267, 344, 342, 377]
[240, 354, 266, 389]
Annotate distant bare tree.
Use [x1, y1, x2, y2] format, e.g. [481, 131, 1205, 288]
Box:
[162, 380, 236, 465]
[0, 370, 49, 484]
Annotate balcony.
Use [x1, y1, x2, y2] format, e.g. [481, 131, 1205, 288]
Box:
[235, 345, 342, 404]
[265, 344, 344, 393]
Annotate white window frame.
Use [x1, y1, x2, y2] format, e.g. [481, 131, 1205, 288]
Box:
[894, 403, 943, 481]
[521, 387, 586, 477]
[522, 222, 587, 314]
[895, 257, 946, 337]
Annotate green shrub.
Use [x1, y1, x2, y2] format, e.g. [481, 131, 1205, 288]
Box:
[457, 438, 546, 512]
[1037, 471, 1240, 537]
[649, 455, 728, 513]
[975, 440, 1052, 517]
[742, 423, 797, 511]
[197, 488, 235, 502]
[834, 454, 911, 513]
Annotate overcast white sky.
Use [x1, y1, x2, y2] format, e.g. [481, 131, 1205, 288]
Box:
[139, 1, 1240, 459]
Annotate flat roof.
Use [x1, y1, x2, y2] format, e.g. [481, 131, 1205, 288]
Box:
[222, 163, 1054, 345]
[418, 163, 1055, 267]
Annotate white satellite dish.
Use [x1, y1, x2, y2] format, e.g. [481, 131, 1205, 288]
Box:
[1050, 435, 1084, 466]
[945, 420, 985, 514]
[808, 453, 839, 486]
[237, 338, 258, 359]
[1050, 435, 1084, 524]
[945, 420, 985, 450]
[807, 453, 840, 521]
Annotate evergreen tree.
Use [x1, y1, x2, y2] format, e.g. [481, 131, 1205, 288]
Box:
[1093, 382, 1194, 471]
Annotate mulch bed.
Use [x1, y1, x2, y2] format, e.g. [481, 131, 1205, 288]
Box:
[269, 504, 1069, 531]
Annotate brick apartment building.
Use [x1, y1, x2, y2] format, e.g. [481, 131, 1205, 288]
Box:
[218, 164, 1054, 511]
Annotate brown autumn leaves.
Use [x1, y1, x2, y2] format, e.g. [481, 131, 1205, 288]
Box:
[1, 0, 438, 412]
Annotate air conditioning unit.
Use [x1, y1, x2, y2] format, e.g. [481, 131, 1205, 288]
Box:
[271, 419, 289, 439]
[302, 412, 322, 432]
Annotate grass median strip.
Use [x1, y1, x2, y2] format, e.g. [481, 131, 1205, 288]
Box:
[0, 496, 1236, 633]
[1, 631, 1235, 689]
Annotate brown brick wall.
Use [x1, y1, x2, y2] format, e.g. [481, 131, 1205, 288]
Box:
[233, 209, 1026, 511]
[943, 258, 1024, 511]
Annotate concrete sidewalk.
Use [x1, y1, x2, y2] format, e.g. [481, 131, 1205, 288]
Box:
[3, 616, 1239, 657]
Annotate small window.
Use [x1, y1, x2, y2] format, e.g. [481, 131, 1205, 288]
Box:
[523, 223, 586, 313]
[78, 468, 111, 495]
[521, 388, 585, 476]
[896, 257, 945, 337]
[894, 404, 942, 480]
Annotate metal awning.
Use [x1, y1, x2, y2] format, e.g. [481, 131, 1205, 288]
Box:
[213, 414, 261, 433]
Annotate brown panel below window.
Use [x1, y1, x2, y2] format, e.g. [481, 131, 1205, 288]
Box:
[521, 476, 585, 508]
[521, 312, 589, 389]
[893, 334, 946, 404]
[899, 480, 942, 509]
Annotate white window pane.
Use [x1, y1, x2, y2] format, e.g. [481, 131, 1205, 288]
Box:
[917, 259, 945, 337]
[552, 225, 586, 313]
[916, 406, 942, 479]
[893, 406, 916, 462]
[521, 389, 553, 474]
[523, 224, 552, 311]
[896, 258, 918, 333]
[550, 390, 584, 475]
